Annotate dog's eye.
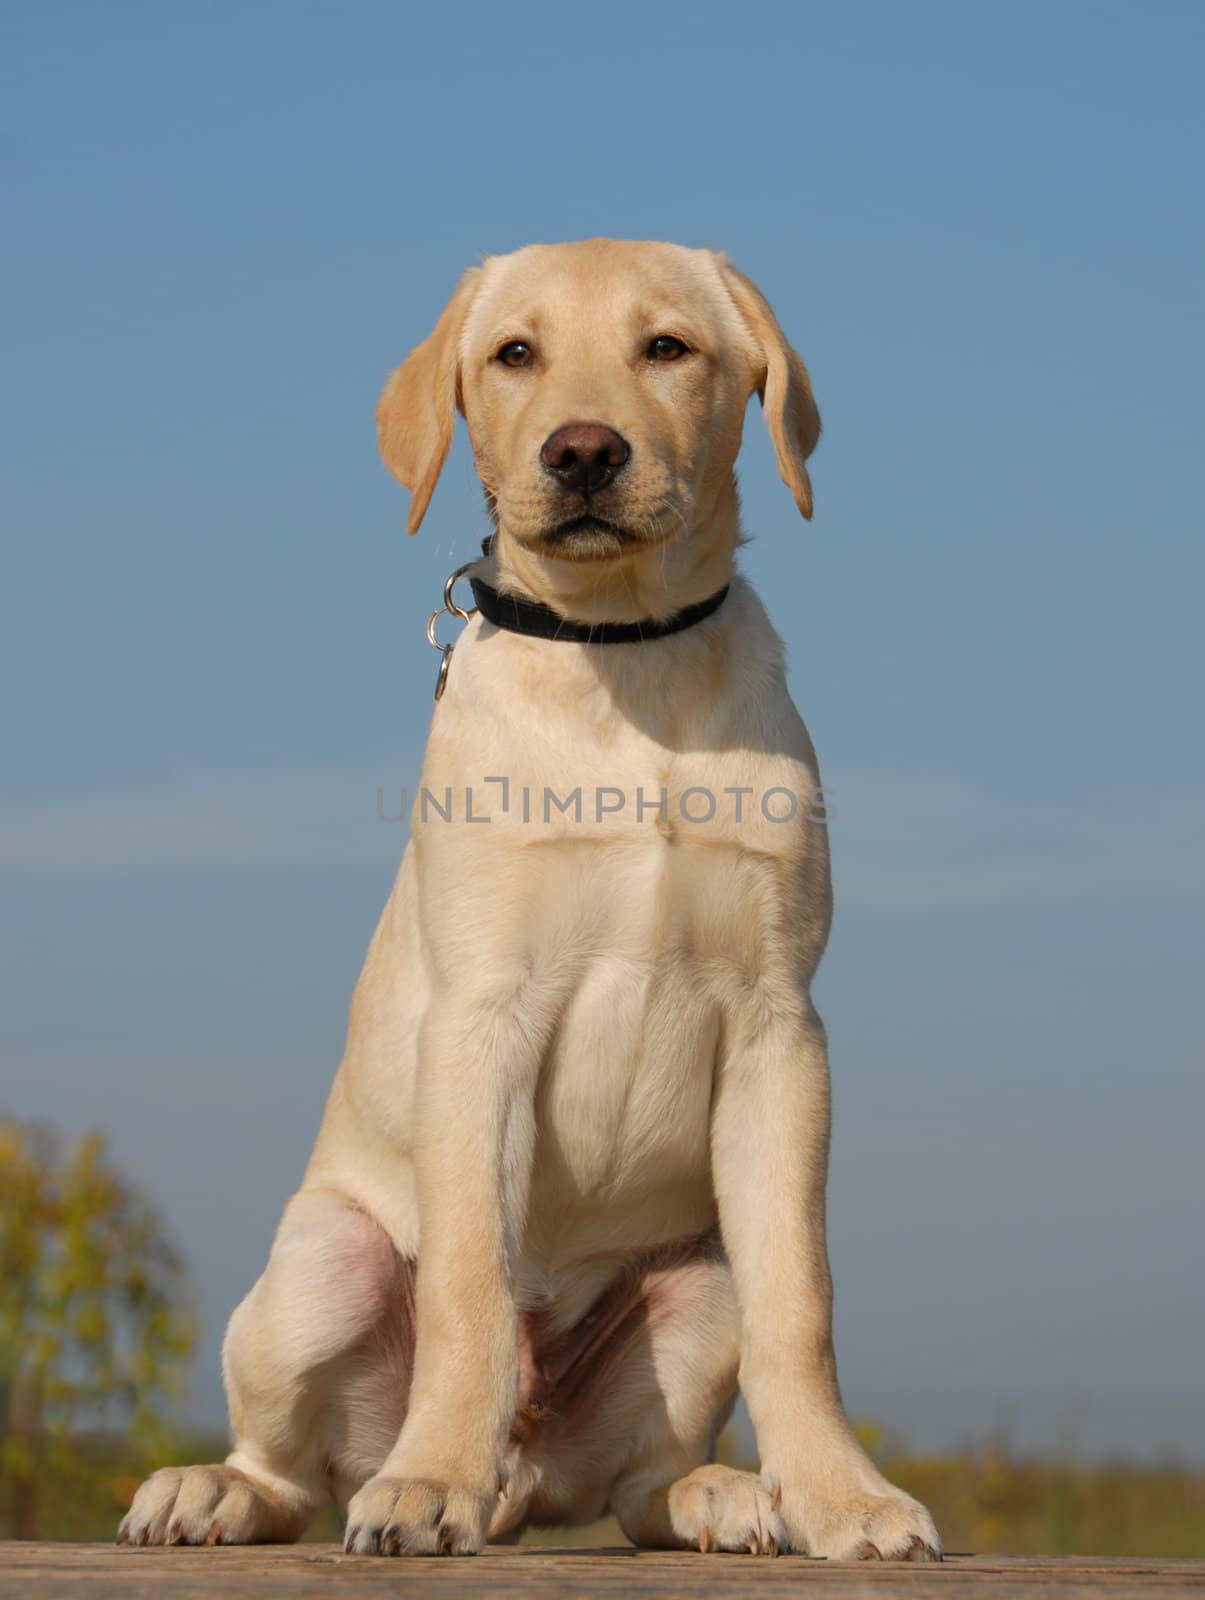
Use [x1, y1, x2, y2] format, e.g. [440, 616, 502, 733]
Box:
[647, 336, 688, 362]
[496, 341, 533, 368]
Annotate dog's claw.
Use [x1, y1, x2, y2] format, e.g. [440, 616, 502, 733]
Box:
[857, 1540, 883, 1560]
[907, 1535, 940, 1562]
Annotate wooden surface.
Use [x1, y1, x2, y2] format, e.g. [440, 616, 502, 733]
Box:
[2, 1545, 1204, 1599]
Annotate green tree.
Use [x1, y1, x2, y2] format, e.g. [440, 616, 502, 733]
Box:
[0, 1119, 196, 1538]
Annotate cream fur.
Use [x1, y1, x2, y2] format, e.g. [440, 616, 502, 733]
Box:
[119, 240, 939, 1563]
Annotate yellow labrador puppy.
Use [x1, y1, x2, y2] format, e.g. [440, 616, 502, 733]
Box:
[120, 240, 940, 1561]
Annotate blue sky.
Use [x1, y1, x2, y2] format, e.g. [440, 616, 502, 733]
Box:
[3, 1, 1203, 1457]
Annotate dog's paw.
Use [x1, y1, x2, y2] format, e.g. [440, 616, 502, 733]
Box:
[665, 1464, 786, 1554]
[344, 1475, 493, 1556]
[117, 1464, 297, 1547]
[776, 1478, 940, 1561]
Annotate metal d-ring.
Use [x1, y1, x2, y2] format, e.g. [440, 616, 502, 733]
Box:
[427, 559, 480, 701]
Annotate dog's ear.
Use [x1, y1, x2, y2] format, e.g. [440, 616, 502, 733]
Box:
[377, 268, 482, 534]
[715, 256, 821, 520]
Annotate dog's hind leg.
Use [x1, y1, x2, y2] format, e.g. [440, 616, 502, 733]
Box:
[498, 1236, 782, 1554]
[118, 1190, 414, 1546]
[603, 1252, 784, 1554]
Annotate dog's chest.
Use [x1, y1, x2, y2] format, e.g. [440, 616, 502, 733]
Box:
[416, 612, 822, 1232]
[516, 779, 801, 1226]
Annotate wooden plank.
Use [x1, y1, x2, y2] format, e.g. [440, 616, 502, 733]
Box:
[2, 1545, 1204, 1600]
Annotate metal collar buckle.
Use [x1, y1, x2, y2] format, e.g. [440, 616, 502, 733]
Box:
[426, 559, 479, 701]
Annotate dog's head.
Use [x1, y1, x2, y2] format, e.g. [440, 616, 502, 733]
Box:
[377, 239, 820, 572]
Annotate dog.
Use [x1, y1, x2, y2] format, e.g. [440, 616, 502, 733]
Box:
[119, 239, 940, 1561]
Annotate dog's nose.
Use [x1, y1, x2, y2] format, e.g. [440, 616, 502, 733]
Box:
[540, 423, 631, 494]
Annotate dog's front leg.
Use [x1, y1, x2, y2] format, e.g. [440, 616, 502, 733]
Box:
[712, 1002, 940, 1562]
[344, 997, 539, 1557]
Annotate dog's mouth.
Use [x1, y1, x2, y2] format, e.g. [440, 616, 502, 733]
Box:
[539, 513, 641, 558]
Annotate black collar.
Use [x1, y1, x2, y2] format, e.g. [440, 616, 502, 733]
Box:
[468, 538, 730, 645]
